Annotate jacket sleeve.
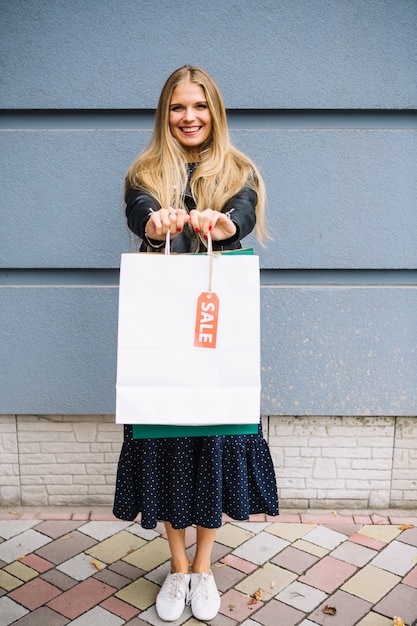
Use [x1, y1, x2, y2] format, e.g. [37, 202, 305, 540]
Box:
[219, 186, 257, 245]
[125, 188, 161, 239]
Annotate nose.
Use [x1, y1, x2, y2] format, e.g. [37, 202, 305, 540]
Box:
[183, 106, 196, 122]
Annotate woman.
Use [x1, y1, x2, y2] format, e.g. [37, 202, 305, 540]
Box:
[113, 65, 278, 622]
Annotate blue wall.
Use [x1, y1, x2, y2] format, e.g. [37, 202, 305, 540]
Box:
[1, 0, 416, 415]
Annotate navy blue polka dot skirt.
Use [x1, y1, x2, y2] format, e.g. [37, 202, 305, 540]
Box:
[113, 421, 279, 529]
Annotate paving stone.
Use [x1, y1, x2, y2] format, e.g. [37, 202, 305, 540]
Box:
[0, 596, 29, 625]
[356, 613, 392, 626]
[94, 567, 132, 589]
[0, 520, 40, 540]
[349, 532, 386, 551]
[34, 520, 85, 539]
[291, 539, 328, 558]
[8, 576, 61, 610]
[0, 529, 52, 564]
[215, 524, 254, 548]
[35, 530, 96, 565]
[145, 560, 171, 587]
[10, 605, 70, 625]
[41, 568, 79, 591]
[219, 588, 263, 622]
[246, 598, 305, 626]
[232, 532, 289, 565]
[357, 524, 402, 543]
[266, 522, 312, 542]
[235, 562, 297, 601]
[341, 564, 400, 602]
[115, 577, 159, 610]
[0, 569, 25, 591]
[219, 553, 258, 574]
[373, 582, 417, 625]
[403, 564, 417, 588]
[78, 521, 134, 541]
[56, 552, 107, 580]
[230, 522, 272, 534]
[271, 546, 320, 575]
[275, 580, 328, 612]
[109, 560, 145, 580]
[126, 524, 160, 541]
[330, 539, 377, 567]
[138, 603, 192, 625]
[301, 526, 347, 550]
[20, 553, 55, 573]
[212, 563, 247, 592]
[308, 589, 372, 626]
[371, 539, 417, 576]
[122, 537, 171, 571]
[69, 605, 124, 626]
[100, 596, 140, 620]
[47, 578, 116, 619]
[3, 561, 38, 582]
[86, 531, 147, 564]
[322, 524, 361, 536]
[397, 526, 417, 548]
[299, 555, 357, 593]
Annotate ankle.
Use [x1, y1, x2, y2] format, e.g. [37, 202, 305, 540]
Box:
[191, 561, 211, 575]
[171, 560, 191, 574]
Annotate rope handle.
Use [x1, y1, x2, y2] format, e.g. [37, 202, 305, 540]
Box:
[165, 230, 215, 291]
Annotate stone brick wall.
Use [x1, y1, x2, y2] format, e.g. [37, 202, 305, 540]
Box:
[1, 414, 416, 509]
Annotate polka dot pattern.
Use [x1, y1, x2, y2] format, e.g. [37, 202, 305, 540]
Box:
[113, 421, 278, 529]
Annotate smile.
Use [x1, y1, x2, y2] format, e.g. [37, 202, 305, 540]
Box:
[180, 126, 201, 134]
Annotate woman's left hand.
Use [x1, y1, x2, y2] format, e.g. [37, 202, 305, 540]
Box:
[188, 209, 237, 241]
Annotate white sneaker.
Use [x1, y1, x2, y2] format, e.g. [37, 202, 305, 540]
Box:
[156, 572, 191, 622]
[188, 572, 221, 621]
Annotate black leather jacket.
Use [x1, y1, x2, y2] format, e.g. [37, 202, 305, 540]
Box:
[125, 179, 257, 253]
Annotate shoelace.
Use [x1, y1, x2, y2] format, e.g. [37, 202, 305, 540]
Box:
[187, 573, 217, 603]
[164, 573, 189, 600]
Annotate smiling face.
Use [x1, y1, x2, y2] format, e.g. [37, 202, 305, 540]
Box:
[169, 81, 213, 161]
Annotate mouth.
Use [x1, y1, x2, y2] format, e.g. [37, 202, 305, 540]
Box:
[180, 126, 202, 134]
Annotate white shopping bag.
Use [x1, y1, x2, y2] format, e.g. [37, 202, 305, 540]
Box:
[115, 247, 261, 426]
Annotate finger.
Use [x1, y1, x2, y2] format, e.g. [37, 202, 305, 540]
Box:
[188, 209, 201, 233]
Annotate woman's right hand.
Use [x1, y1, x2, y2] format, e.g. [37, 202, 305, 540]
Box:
[145, 208, 190, 240]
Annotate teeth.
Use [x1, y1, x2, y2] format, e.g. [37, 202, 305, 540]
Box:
[182, 127, 200, 133]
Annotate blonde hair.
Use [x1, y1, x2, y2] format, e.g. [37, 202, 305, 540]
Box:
[125, 65, 267, 242]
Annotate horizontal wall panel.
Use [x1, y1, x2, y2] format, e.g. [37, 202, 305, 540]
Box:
[1, 128, 416, 269]
[1, 283, 416, 415]
[1, 0, 416, 110]
[261, 286, 417, 416]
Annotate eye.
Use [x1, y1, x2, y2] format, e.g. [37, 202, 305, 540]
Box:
[196, 103, 208, 110]
[170, 105, 183, 112]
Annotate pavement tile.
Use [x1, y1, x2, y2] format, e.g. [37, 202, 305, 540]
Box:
[124, 619, 151, 626]
[10, 605, 70, 625]
[0, 520, 40, 540]
[115, 577, 159, 610]
[230, 522, 272, 534]
[397, 526, 417, 547]
[87, 531, 147, 565]
[353, 516, 373, 524]
[301, 514, 354, 525]
[371, 539, 417, 576]
[247, 598, 305, 626]
[329, 539, 377, 567]
[3, 561, 38, 582]
[20, 553, 55, 573]
[127, 524, 161, 541]
[271, 545, 320, 574]
[0, 569, 25, 591]
[205, 615, 238, 626]
[138, 603, 192, 625]
[301, 526, 347, 550]
[235, 562, 297, 601]
[389, 517, 417, 526]
[68, 605, 124, 625]
[145, 561, 171, 587]
[34, 520, 85, 539]
[356, 614, 392, 626]
[78, 521, 134, 541]
[322, 524, 361, 536]
[308, 589, 372, 625]
[8, 577, 61, 610]
[265, 522, 312, 542]
[46, 577, 116, 619]
[215, 524, 254, 549]
[403, 564, 417, 588]
[122, 537, 171, 571]
[35, 530, 97, 565]
[299, 555, 357, 593]
[0, 529, 52, 564]
[232, 532, 289, 565]
[219, 588, 263, 622]
[219, 554, 258, 574]
[357, 524, 402, 543]
[276, 580, 328, 612]
[291, 539, 329, 558]
[371, 515, 390, 525]
[373, 582, 417, 625]
[349, 532, 387, 551]
[109, 560, 145, 580]
[100, 596, 141, 620]
[212, 563, 247, 592]
[56, 552, 107, 580]
[40, 568, 79, 591]
[0, 596, 29, 625]
[341, 564, 400, 602]
[94, 567, 132, 589]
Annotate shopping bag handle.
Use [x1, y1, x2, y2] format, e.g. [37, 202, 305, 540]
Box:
[164, 230, 213, 255]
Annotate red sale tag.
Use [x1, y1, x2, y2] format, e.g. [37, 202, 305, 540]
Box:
[194, 291, 219, 349]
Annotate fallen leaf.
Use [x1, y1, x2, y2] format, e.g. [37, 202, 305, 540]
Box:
[228, 603, 235, 612]
[323, 605, 337, 615]
[399, 524, 414, 530]
[393, 617, 405, 626]
[249, 588, 264, 605]
[8, 511, 19, 516]
[91, 559, 103, 572]
[62, 535, 73, 541]
[332, 511, 338, 516]
[270, 581, 276, 589]
[16, 555, 26, 561]
[215, 562, 227, 567]
[127, 548, 135, 554]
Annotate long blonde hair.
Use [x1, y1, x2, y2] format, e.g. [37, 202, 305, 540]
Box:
[125, 65, 267, 242]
